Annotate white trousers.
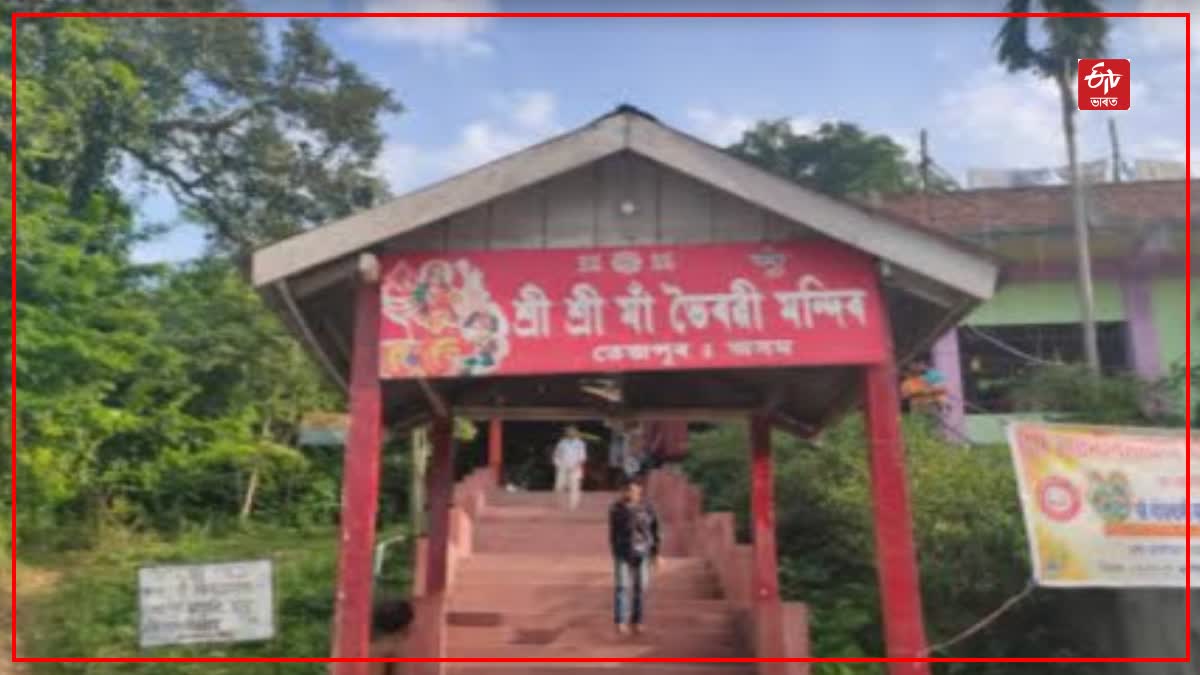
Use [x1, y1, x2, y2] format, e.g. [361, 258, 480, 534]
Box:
[554, 465, 583, 510]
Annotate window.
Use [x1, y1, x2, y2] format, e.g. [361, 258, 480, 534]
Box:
[958, 322, 1129, 413]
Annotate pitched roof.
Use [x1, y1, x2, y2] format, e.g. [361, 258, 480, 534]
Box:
[873, 179, 1196, 239]
[251, 106, 999, 301]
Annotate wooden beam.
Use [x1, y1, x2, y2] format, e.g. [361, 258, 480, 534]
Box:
[454, 406, 761, 422]
[330, 279, 383, 672]
[863, 299, 931, 674]
[488, 419, 504, 487]
[626, 115, 999, 300]
[425, 416, 455, 595]
[289, 256, 358, 298]
[274, 281, 347, 391]
[252, 116, 627, 287]
[320, 317, 350, 365]
[418, 379, 449, 418]
[749, 414, 780, 603]
[883, 265, 964, 309]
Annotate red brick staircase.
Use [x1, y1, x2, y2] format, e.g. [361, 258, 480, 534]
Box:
[391, 469, 810, 675]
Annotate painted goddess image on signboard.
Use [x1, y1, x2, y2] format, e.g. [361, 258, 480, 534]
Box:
[380, 258, 511, 378]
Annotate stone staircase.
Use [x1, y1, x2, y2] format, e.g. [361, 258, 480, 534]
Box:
[390, 469, 810, 675]
[444, 489, 754, 673]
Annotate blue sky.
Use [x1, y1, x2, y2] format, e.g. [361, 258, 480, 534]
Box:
[131, 0, 1196, 263]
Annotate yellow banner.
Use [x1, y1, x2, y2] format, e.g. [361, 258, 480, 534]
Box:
[1007, 422, 1196, 588]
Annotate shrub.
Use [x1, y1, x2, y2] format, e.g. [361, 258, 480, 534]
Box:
[21, 525, 408, 673]
[685, 415, 1091, 674]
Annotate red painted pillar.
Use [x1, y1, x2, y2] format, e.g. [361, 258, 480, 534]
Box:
[488, 418, 503, 487]
[864, 360, 931, 675]
[749, 415, 780, 602]
[331, 280, 383, 674]
[425, 415, 455, 595]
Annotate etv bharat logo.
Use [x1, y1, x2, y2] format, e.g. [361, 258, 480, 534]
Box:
[1078, 58, 1130, 110]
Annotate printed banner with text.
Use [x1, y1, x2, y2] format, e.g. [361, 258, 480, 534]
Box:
[378, 241, 887, 379]
[1007, 422, 1196, 588]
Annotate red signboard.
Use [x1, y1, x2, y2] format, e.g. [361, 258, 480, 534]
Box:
[378, 241, 887, 380]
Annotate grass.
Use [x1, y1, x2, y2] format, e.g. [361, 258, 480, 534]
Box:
[18, 524, 410, 675]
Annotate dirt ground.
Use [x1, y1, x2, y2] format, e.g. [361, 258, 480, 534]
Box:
[2, 563, 59, 675]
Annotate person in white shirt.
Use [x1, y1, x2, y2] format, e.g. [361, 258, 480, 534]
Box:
[553, 425, 588, 510]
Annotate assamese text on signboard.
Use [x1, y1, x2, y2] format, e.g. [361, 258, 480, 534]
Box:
[138, 559, 274, 648]
[1007, 422, 1198, 588]
[378, 241, 888, 380]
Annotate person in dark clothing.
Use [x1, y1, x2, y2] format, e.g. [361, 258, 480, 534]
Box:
[370, 597, 414, 675]
[608, 478, 660, 636]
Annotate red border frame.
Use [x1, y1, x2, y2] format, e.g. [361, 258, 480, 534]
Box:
[7, 6, 1190, 667]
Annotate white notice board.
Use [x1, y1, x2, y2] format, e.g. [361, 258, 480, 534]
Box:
[138, 559, 275, 648]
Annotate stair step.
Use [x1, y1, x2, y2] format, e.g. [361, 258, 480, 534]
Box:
[448, 664, 756, 675]
[487, 491, 619, 507]
[482, 507, 610, 523]
[445, 484, 752, 665]
[448, 623, 740, 648]
[452, 582, 723, 603]
[454, 561, 716, 585]
[457, 555, 709, 575]
[447, 608, 739, 633]
[446, 635, 744, 659]
[451, 582, 718, 597]
[448, 595, 735, 615]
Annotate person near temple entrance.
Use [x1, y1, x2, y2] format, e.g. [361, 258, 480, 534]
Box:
[553, 425, 588, 510]
[608, 478, 660, 636]
[369, 597, 414, 675]
[623, 426, 648, 480]
[900, 359, 947, 417]
[606, 419, 636, 487]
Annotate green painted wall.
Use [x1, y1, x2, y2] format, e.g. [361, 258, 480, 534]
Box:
[1150, 278, 1197, 416]
[961, 276, 1195, 442]
[965, 413, 1047, 446]
[965, 280, 1125, 326]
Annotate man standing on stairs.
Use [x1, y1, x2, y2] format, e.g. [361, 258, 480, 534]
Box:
[552, 425, 588, 510]
[609, 479, 660, 637]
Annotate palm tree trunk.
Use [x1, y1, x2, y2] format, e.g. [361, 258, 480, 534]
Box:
[1056, 67, 1102, 376]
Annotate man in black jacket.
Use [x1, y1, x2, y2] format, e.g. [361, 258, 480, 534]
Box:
[608, 478, 660, 636]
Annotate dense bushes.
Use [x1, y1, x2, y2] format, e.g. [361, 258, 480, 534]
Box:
[20, 524, 410, 674]
[685, 415, 1092, 674]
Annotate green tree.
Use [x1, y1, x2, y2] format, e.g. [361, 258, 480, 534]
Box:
[685, 418, 1091, 674]
[995, 1, 1108, 376]
[5, 2, 401, 250]
[4, 10, 366, 540]
[727, 120, 953, 198]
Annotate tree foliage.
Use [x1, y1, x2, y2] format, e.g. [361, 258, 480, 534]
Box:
[5, 2, 401, 250]
[727, 120, 953, 198]
[4, 7, 396, 546]
[996, 0, 1108, 82]
[686, 417, 1092, 674]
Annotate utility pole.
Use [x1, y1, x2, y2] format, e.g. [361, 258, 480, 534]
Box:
[919, 129, 934, 227]
[919, 129, 931, 192]
[1108, 118, 1123, 183]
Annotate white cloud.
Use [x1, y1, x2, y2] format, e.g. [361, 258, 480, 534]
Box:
[379, 91, 563, 193]
[498, 90, 556, 131]
[1125, 137, 1199, 176]
[937, 65, 1070, 168]
[1130, 0, 1195, 58]
[684, 108, 828, 147]
[882, 128, 920, 160]
[343, 0, 496, 57]
[684, 108, 755, 146]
